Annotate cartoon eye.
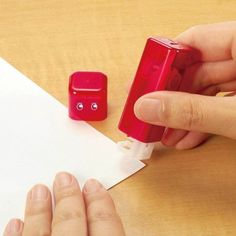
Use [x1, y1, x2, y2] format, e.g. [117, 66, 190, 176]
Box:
[76, 102, 84, 111]
[91, 102, 98, 111]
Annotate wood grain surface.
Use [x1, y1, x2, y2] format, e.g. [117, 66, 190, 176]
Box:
[1, 1, 236, 235]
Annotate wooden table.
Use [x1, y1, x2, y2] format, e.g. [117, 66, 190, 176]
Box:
[1, 1, 236, 235]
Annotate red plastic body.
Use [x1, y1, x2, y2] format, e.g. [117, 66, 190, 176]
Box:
[69, 72, 107, 121]
[119, 37, 199, 143]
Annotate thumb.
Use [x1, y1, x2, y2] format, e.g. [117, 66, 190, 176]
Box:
[134, 91, 236, 139]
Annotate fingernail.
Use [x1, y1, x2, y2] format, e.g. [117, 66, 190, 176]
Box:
[55, 172, 73, 187]
[6, 219, 22, 233]
[135, 98, 162, 122]
[83, 179, 103, 193]
[31, 185, 48, 201]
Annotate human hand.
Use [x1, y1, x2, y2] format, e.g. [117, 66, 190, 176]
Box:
[134, 22, 236, 149]
[3, 172, 125, 236]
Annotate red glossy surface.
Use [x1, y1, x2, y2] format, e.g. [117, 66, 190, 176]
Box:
[119, 37, 200, 143]
[69, 72, 107, 121]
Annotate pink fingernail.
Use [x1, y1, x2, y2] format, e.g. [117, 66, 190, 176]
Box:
[135, 98, 162, 122]
[55, 172, 73, 187]
[83, 179, 103, 193]
[6, 219, 22, 233]
[31, 185, 48, 201]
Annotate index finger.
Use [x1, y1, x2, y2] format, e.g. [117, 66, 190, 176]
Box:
[175, 21, 236, 62]
[52, 172, 87, 236]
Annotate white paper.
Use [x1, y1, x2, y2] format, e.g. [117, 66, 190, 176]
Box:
[0, 57, 145, 232]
